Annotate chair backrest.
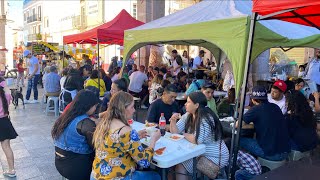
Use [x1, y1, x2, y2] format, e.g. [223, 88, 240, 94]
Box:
[289, 150, 311, 161]
[258, 157, 286, 171]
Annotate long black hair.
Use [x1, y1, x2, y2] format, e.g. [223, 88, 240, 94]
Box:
[287, 90, 316, 128]
[185, 92, 223, 143]
[51, 90, 100, 139]
[0, 77, 9, 115]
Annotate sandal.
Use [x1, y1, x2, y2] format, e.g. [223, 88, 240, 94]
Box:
[3, 169, 16, 177]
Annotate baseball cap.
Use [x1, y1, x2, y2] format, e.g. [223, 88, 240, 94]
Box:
[251, 86, 267, 99]
[273, 80, 287, 92]
[23, 50, 31, 57]
[199, 50, 206, 54]
[202, 82, 216, 90]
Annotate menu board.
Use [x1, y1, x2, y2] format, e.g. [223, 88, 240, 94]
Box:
[32, 44, 45, 55]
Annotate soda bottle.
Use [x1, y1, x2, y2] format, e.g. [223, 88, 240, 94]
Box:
[159, 113, 166, 136]
[128, 119, 133, 126]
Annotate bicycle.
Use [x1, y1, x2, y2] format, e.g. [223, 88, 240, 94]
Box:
[0, 65, 18, 79]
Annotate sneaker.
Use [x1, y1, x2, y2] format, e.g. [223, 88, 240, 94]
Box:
[141, 105, 148, 109]
[3, 170, 16, 177]
[32, 100, 39, 103]
[24, 99, 31, 104]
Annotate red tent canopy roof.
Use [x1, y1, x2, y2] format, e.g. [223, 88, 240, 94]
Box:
[252, 0, 320, 29]
[63, 9, 144, 44]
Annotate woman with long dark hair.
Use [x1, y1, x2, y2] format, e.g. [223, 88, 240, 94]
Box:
[0, 77, 17, 177]
[52, 90, 100, 180]
[170, 92, 229, 180]
[286, 90, 318, 152]
[91, 91, 161, 180]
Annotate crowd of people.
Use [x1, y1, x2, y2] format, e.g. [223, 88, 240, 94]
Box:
[0, 48, 319, 180]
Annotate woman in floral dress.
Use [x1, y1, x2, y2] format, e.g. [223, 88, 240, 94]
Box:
[91, 91, 161, 180]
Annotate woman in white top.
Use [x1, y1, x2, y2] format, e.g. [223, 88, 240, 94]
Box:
[149, 74, 163, 104]
[170, 92, 229, 180]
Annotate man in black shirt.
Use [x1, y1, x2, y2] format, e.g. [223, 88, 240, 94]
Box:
[236, 86, 289, 161]
[147, 84, 180, 125]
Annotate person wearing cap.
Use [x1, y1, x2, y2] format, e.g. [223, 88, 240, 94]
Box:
[185, 70, 206, 96]
[23, 50, 40, 103]
[268, 80, 287, 114]
[236, 86, 289, 161]
[201, 82, 218, 117]
[192, 50, 206, 70]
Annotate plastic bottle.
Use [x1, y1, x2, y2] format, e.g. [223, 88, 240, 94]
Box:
[159, 113, 166, 136]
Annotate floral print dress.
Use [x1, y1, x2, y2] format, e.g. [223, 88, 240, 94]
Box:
[92, 128, 154, 180]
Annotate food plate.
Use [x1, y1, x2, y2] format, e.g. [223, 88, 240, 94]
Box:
[168, 134, 184, 141]
[145, 120, 157, 128]
[155, 147, 166, 156]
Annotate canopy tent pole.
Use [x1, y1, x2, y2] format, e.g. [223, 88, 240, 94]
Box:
[229, 13, 258, 179]
[97, 39, 100, 96]
[62, 45, 65, 69]
[138, 48, 141, 66]
[187, 45, 190, 81]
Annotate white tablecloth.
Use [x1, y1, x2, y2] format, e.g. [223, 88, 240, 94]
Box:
[132, 121, 206, 168]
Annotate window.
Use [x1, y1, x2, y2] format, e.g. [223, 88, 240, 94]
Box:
[24, 13, 26, 21]
[38, 6, 41, 19]
[132, 3, 137, 19]
[38, 25, 41, 33]
[32, 26, 36, 34]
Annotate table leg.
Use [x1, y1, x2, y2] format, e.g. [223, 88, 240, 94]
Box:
[192, 157, 197, 180]
[161, 168, 167, 180]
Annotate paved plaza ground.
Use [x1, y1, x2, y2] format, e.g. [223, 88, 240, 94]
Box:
[0, 86, 61, 180]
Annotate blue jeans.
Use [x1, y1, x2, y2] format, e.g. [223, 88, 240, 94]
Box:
[235, 169, 256, 180]
[90, 171, 160, 180]
[26, 74, 40, 100]
[240, 138, 288, 161]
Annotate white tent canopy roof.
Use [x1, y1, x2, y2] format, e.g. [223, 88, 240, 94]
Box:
[132, 0, 319, 39]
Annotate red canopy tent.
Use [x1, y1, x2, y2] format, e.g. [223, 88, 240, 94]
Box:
[230, 1, 320, 178]
[63, 9, 144, 45]
[252, 0, 320, 29]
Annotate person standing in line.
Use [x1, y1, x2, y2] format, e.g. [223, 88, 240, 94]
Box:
[16, 59, 25, 87]
[306, 49, 320, 91]
[23, 50, 40, 103]
[0, 77, 18, 177]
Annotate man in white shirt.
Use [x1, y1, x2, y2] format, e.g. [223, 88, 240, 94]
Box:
[268, 80, 287, 114]
[169, 49, 182, 76]
[192, 50, 205, 70]
[306, 49, 320, 91]
[23, 50, 40, 103]
[128, 65, 148, 108]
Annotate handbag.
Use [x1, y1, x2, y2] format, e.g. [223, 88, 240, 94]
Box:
[196, 140, 222, 179]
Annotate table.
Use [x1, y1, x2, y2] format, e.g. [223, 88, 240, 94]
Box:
[131, 121, 206, 180]
[214, 91, 227, 98]
[176, 91, 227, 101]
[176, 93, 187, 101]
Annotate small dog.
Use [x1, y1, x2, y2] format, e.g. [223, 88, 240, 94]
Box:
[10, 87, 25, 109]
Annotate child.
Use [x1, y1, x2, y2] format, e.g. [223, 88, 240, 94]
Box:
[16, 59, 25, 87]
[298, 65, 306, 78]
[0, 77, 17, 177]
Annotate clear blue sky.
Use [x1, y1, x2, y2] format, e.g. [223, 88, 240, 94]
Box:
[7, 0, 23, 27]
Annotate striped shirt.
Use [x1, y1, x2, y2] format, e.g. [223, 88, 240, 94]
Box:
[176, 113, 229, 172]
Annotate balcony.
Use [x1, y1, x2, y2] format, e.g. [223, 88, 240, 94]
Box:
[72, 15, 87, 30]
[27, 14, 41, 23]
[27, 33, 42, 41]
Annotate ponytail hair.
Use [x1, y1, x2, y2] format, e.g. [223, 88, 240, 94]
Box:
[0, 77, 9, 115]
